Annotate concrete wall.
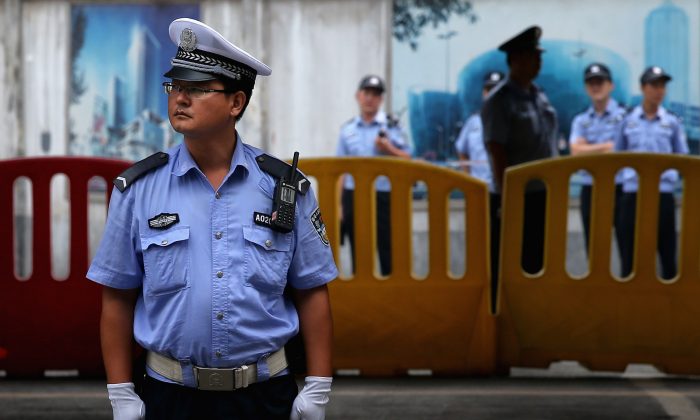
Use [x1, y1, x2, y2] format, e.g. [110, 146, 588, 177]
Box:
[4, 0, 391, 276]
[6, 0, 391, 158]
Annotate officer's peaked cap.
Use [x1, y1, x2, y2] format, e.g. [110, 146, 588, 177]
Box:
[358, 75, 385, 93]
[584, 63, 612, 81]
[483, 71, 505, 88]
[164, 18, 271, 83]
[640, 66, 672, 84]
[498, 26, 544, 54]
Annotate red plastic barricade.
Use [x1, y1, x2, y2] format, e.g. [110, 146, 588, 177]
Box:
[0, 157, 129, 377]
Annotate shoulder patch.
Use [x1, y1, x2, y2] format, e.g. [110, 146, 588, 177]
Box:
[114, 152, 169, 192]
[309, 207, 329, 246]
[255, 153, 309, 195]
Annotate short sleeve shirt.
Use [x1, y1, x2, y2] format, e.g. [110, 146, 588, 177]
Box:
[336, 110, 411, 191]
[569, 98, 626, 185]
[454, 113, 493, 191]
[87, 137, 338, 375]
[614, 106, 688, 192]
[481, 78, 559, 173]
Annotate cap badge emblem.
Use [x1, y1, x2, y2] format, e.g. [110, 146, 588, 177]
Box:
[179, 28, 197, 52]
[591, 65, 600, 73]
[652, 67, 662, 74]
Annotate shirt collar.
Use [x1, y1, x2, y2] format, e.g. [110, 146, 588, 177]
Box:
[172, 134, 250, 178]
[356, 110, 387, 126]
[506, 77, 539, 97]
[588, 98, 619, 118]
[636, 105, 666, 121]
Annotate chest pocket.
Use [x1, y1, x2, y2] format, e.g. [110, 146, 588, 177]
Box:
[140, 227, 190, 296]
[243, 226, 292, 295]
[623, 125, 644, 150]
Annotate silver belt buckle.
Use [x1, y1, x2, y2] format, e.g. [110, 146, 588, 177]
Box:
[195, 367, 234, 391]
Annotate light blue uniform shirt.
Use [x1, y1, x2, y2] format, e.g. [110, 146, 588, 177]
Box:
[336, 110, 411, 192]
[615, 105, 688, 192]
[454, 113, 494, 191]
[87, 137, 337, 387]
[569, 99, 626, 186]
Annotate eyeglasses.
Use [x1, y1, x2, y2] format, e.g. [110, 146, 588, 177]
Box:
[163, 82, 231, 99]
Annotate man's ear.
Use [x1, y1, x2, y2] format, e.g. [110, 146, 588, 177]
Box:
[230, 91, 247, 118]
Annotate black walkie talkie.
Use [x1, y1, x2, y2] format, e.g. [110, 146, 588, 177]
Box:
[271, 152, 300, 233]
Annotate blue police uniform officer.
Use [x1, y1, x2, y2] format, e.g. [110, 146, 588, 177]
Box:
[454, 71, 504, 190]
[481, 26, 558, 281]
[569, 63, 626, 252]
[336, 75, 411, 276]
[615, 66, 688, 279]
[88, 18, 337, 420]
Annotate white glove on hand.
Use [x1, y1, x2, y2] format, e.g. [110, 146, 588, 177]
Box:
[107, 382, 145, 420]
[290, 376, 333, 420]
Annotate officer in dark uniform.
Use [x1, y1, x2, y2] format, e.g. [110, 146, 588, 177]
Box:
[481, 26, 558, 279]
[336, 75, 411, 276]
[87, 18, 337, 420]
[569, 63, 626, 253]
[615, 66, 688, 279]
[455, 71, 503, 292]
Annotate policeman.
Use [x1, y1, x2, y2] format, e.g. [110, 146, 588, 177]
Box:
[87, 18, 337, 420]
[455, 71, 502, 290]
[454, 71, 504, 188]
[336, 75, 411, 276]
[615, 66, 688, 279]
[481, 26, 558, 276]
[569, 63, 626, 252]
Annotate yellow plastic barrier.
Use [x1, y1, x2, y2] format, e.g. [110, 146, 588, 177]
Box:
[497, 153, 700, 374]
[298, 157, 494, 375]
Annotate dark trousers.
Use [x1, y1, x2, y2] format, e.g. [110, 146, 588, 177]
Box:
[142, 374, 298, 420]
[490, 190, 546, 308]
[520, 189, 547, 274]
[341, 188, 391, 276]
[618, 192, 677, 279]
[579, 184, 624, 255]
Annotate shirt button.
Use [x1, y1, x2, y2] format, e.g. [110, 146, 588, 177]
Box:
[264, 239, 272, 248]
[216, 312, 224, 320]
[161, 240, 168, 246]
[215, 231, 223, 240]
[215, 192, 221, 199]
[215, 351, 222, 358]
[216, 271, 224, 278]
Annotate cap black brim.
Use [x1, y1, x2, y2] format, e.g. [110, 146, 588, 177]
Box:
[163, 66, 217, 82]
[585, 75, 611, 81]
[643, 75, 672, 84]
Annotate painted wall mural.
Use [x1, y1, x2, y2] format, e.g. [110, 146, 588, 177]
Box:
[69, 4, 199, 161]
[393, 0, 700, 163]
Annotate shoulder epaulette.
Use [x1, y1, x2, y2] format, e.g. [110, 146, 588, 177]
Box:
[113, 152, 169, 192]
[255, 154, 309, 195]
[386, 114, 400, 128]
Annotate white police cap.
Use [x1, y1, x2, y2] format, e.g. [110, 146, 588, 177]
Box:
[164, 18, 271, 83]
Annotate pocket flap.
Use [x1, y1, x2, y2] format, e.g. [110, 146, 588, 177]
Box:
[141, 227, 190, 250]
[243, 226, 291, 252]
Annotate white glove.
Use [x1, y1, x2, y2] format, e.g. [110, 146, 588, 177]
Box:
[107, 382, 145, 420]
[290, 376, 332, 420]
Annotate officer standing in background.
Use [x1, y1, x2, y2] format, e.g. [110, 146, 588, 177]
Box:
[454, 71, 504, 188]
[481, 26, 558, 277]
[569, 63, 626, 253]
[337, 75, 411, 276]
[455, 70, 503, 286]
[615, 66, 688, 279]
[88, 18, 337, 420]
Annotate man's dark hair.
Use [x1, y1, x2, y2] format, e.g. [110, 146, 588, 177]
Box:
[219, 76, 254, 122]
